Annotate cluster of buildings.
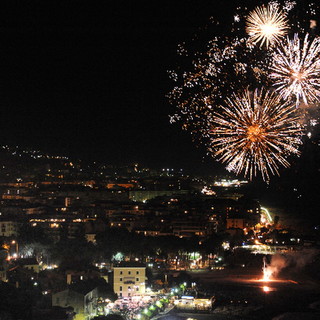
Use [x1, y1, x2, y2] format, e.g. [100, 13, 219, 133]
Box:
[0, 145, 261, 245]
[1, 256, 147, 320]
[0, 146, 287, 320]
[0, 182, 261, 243]
[0, 146, 316, 320]
[50, 262, 147, 320]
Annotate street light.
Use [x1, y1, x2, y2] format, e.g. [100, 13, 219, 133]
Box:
[11, 240, 19, 257]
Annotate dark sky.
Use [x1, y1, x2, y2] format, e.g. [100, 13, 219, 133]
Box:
[1, 1, 320, 220]
[0, 0, 231, 171]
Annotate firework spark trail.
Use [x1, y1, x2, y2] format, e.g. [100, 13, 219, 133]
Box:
[270, 33, 320, 105]
[168, 37, 271, 139]
[209, 88, 303, 181]
[246, 3, 289, 48]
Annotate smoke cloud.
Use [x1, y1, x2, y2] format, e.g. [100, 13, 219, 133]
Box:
[265, 248, 319, 279]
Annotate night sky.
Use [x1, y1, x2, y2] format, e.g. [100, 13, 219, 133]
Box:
[0, 0, 231, 171]
[0, 1, 320, 221]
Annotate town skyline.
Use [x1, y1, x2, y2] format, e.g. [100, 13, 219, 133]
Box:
[1, 1, 320, 319]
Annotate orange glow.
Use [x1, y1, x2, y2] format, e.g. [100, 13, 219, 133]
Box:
[247, 125, 265, 142]
[291, 70, 305, 81]
[106, 183, 135, 189]
[262, 285, 271, 292]
[263, 268, 272, 281]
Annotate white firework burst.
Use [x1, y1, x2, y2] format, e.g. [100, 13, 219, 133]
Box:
[246, 3, 289, 48]
[209, 88, 303, 181]
[270, 33, 320, 105]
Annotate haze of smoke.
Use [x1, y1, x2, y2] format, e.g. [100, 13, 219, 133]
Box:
[266, 248, 319, 278]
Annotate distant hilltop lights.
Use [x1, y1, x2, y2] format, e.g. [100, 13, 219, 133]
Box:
[161, 168, 184, 177]
[1, 145, 69, 160]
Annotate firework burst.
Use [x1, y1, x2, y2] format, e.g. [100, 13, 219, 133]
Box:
[209, 88, 303, 181]
[246, 3, 289, 48]
[270, 33, 320, 105]
[168, 37, 271, 141]
[168, 1, 320, 181]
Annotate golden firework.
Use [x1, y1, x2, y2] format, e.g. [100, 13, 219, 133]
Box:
[210, 88, 303, 181]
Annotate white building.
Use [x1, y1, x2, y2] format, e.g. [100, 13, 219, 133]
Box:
[113, 262, 146, 298]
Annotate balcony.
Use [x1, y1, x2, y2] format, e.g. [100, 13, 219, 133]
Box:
[123, 277, 135, 284]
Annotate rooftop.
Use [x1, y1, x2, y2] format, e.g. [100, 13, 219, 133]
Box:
[113, 262, 146, 268]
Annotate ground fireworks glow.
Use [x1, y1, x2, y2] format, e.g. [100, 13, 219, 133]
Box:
[263, 256, 272, 281]
[209, 88, 303, 181]
[246, 3, 289, 48]
[270, 33, 320, 105]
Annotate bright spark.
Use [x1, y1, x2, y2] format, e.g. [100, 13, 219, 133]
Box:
[270, 33, 320, 105]
[263, 286, 271, 292]
[246, 4, 288, 48]
[262, 256, 272, 282]
[263, 268, 273, 281]
[209, 88, 303, 181]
